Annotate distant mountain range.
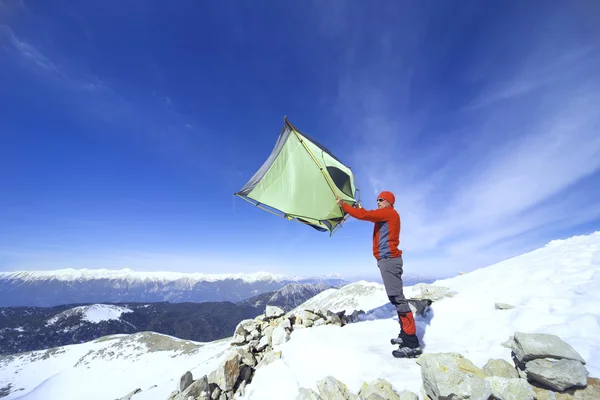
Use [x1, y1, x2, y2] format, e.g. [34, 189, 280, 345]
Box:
[0, 283, 332, 356]
[0, 269, 347, 307]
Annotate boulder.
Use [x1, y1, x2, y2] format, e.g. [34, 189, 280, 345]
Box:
[482, 358, 519, 379]
[179, 371, 193, 392]
[302, 310, 321, 323]
[316, 376, 358, 400]
[233, 347, 256, 368]
[419, 352, 492, 400]
[296, 387, 323, 400]
[398, 390, 419, 400]
[358, 378, 401, 400]
[532, 377, 600, 400]
[174, 375, 209, 400]
[409, 284, 457, 301]
[495, 303, 516, 310]
[484, 376, 536, 400]
[265, 305, 285, 319]
[208, 353, 240, 392]
[256, 350, 282, 368]
[525, 358, 588, 391]
[271, 324, 290, 347]
[506, 332, 586, 364]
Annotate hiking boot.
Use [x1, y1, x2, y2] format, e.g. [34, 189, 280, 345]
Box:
[392, 346, 422, 358]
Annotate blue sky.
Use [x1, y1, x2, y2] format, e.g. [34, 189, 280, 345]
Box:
[1, 0, 599, 280]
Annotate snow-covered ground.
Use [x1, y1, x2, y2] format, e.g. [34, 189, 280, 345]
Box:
[1, 231, 598, 400]
[243, 231, 600, 398]
[46, 304, 133, 325]
[0, 332, 231, 400]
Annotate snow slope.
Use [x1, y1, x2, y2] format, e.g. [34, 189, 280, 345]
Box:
[243, 231, 600, 399]
[0, 332, 231, 400]
[46, 304, 133, 325]
[1, 231, 598, 400]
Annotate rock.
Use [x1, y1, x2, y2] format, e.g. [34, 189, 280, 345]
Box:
[210, 384, 221, 400]
[280, 317, 292, 331]
[256, 350, 282, 368]
[485, 376, 536, 400]
[495, 303, 516, 310]
[166, 390, 178, 400]
[296, 387, 323, 399]
[419, 353, 492, 400]
[255, 334, 270, 352]
[361, 394, 385, 400]
[302, 310, 321, 323]
[208, 352, 240, 392]
[358, 378, 401, 400]
[234, 319, 258, 337]
[313, 318, 326, 328]
[271, 324, 290, 347]
[233, 347, 256, 368]
[234, 365, 253, 393]
[482, 358, 519, 379]
[348, 310, 365, 323]
[174, 375, 209, 400]
[231, 333, 247, 346]
[409, 284, 457, 301]
[304, 319, 314, 328]
[316, 376, 357, 400]
[266, 305, 286, 319]
[180, 371, 193, 392]
[532, 377, 600, 399]
[525, 358, 588, 391]
[407, 299, 433, 316]
[508, 332, 586, 364]
[398, 390, 419, 400]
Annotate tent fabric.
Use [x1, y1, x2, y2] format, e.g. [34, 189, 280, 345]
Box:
[236, 118, 358, 235]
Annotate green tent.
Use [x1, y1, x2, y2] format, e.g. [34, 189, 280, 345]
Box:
[235, 117, 359, 235]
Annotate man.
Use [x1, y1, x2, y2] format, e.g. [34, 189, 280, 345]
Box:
[336, 191, 422, 358]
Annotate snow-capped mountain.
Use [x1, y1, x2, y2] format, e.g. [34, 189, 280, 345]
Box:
[0, 301, 262, 356]
[1, 231, 598, 399]
[238, 283, 333, 312]
[0, 269, 348, 307]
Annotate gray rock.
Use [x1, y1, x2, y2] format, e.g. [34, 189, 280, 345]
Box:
[398, 390, 419, 400]
[234, 319, 258, 337]
[410, 284, 457, 301]
[166, 390, 178, 400]
[231, 333, 247, 346]
[296, 387, 323, 400]
[525, 358, 589, 391]
[174, 375, 209, 400]
[233, 347, 256, 368]
[485, 376, 536, 400]
[180, 371, 193, 392]
[358, 378, 401, 400]
[361, 394, 385, 400]
[256, 350, 282, 368]
[302, 310, 321, 323]
[326, 311, 343, 326]
[510, 332, 586, 364]
[271, 324, 290, 347]
[266, 305, 285, 319]
[495, 303, 516, 310]
[316, 376, 356, 400]
[210, 384, 221, 400]
[313, 318, 326, 327]
[482, 359, 519, 379]
[419, 353, 492, 400]
[208, 352, 240, 392]
[280, 317, 292, 331]
[255, 334, 270, 352]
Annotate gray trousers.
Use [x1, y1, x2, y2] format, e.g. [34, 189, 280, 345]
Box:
[377, 256, 411, 313]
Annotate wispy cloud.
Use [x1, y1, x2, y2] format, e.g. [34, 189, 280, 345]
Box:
[326, 10, 600, 276]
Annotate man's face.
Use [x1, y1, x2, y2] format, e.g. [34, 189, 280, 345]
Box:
[377, 198, 390, 209]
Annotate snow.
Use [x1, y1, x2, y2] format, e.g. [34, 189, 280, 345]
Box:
[46, 304, 133, 325]
[0, 333, 231, 400]
[1, 231, 599, 400]
[0, 268, 293, 283]
[243, 231, 600, 399]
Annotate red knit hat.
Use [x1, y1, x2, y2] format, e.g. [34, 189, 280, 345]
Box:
[378, 191, 395, 206]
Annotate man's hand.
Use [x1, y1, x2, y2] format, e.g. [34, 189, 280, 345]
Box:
[335, 196, 344, 207]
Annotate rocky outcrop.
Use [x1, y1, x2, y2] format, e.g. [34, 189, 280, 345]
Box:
[409, 284, 457, 301]
[418, 332, 592, 400]
[503, 332, 589, 391]
[295, 376, 418, 400]
[167, 305, 361, 400]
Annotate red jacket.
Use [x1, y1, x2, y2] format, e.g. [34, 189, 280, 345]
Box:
[342, 203, 402, 259]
